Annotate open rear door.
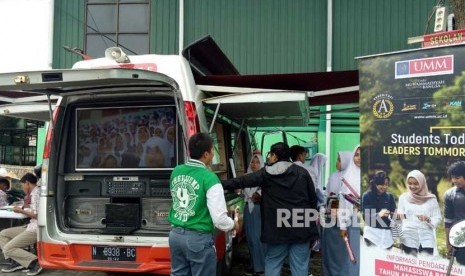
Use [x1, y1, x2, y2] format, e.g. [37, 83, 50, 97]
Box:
[202, 90, 309, 128]
[0, 68, 182, 121]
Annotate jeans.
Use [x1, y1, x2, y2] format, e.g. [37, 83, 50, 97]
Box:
[265, 241, 311, 276]
[169, 227, 216, 276]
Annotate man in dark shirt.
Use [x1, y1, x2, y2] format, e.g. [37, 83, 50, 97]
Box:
[444, 161, 465, 265]
[222, 142, 318, 276]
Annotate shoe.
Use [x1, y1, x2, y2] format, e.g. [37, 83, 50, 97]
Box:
[1, 259, 24, 272]
[26, 260, 43, 276]
[253, 272, 264, 276]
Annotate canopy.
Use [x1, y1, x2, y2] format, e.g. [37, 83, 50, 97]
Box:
[196, 70, 359, 106]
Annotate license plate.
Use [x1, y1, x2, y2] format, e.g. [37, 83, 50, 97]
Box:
[91, 246, 136, 261]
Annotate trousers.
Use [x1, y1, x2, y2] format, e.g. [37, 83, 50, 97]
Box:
[0, 225, 37, 268]
[169, 227, 216, 276]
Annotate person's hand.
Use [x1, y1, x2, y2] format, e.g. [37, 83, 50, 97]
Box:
[417, 214, 430, 223]
[378, 209, 390, 218]
[234, 207, 240, 220]
[234, 189, 242, 196]
[251, 192, 261, 203]
[394, 212, 405, 220]
[340, 230, 348, 238]
[233, 207, 240, 234]
[12, 206, 23, 214]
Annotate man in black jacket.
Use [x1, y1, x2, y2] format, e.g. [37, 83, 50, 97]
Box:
[222, 142, 318, 276]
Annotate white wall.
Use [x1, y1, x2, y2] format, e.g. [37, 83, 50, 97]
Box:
[0, 0, 53, 73]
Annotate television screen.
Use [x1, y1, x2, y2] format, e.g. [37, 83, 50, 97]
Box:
[76, 106, 176, 170]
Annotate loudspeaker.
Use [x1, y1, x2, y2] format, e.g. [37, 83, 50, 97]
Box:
[141, 198, 171, 231]
[65, 197, 110, 229]
[105, 47, 130, 63]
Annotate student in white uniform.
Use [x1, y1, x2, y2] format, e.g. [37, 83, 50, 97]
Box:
[396, 169, 441, 256]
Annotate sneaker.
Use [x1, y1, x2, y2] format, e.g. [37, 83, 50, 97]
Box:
[26, 260, 43, 276]
[1, 259, 24, 273]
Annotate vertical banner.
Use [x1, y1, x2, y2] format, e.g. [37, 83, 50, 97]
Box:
[359, 45, 465, 276]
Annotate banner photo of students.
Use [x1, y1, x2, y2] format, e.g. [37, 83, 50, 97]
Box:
[359, 44, 465, 276]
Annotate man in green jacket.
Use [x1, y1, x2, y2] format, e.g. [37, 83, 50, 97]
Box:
[168, 133, 238, 276]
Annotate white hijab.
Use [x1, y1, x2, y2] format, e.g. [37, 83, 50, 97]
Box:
[338, 145, 361, 229]
[308, 153, 327, 191]
[244, 153, 265, 213]
[342, 145, 361, 195]
[325, 151, 352, 196]
[139, 136, 171, 167]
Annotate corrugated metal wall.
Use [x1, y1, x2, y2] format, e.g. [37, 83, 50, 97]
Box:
[151, 0, 179, 55]
[184, 0, 327, 74]
[53, 0, 85, 69]
[52, 0, 445, 73]
[332, 0, 440, 70]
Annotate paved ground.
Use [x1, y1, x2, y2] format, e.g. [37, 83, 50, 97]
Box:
[0, 239, 323, 276]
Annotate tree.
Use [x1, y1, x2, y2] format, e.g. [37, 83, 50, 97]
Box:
[451, 0, 465, 29]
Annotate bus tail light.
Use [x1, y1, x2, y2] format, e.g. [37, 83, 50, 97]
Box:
[184, 101, 200, 138]
[43, 106, 60, 159]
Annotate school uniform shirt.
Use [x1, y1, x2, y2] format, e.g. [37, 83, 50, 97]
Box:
[397, 193, 441, 249]
[26, 186, 40, 233]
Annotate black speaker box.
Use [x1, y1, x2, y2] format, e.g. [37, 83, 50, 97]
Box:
[65, 197, 110, 229]
[141, 198, 171, 230]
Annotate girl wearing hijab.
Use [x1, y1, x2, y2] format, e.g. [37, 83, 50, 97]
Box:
[338, 145, 361, 276]
[139, 136, 171, 168]
[308, 153, 327, 206]
[135, 126, 150, 156]
[361, 171, 396, 249]
[243, 151, 266, 275]
[397, 170, 441, 256]
[322, 150, 352, 276]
